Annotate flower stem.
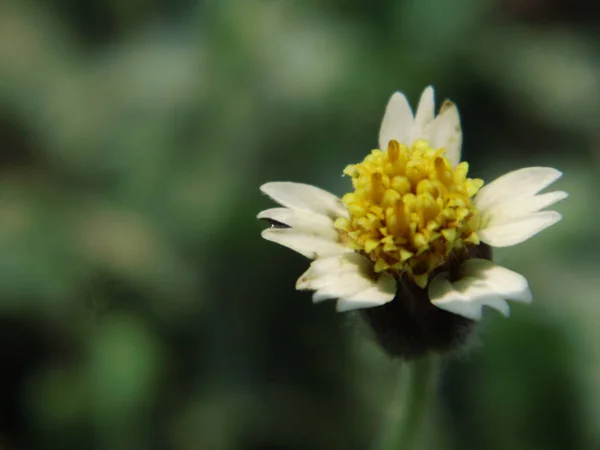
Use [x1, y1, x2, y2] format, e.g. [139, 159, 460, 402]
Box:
[376, 356, 438, 450]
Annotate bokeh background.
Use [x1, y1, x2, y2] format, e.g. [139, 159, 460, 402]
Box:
[0, 0, 597, 449]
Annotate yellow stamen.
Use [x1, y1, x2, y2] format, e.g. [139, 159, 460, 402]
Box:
[335, 139, 483, 285]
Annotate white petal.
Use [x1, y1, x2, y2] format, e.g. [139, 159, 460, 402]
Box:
[296, 253, 369, 290]
[378, 92, 414, 151]
[460, 259, 532, 303]
[257, 207, 334, 231]
[474, 167, 563, 212]
[478, 210, 562, 247]
[427, 101, 462, 166]
[453, 278, 511, 317]
[260, 182, 348, 219]
[311, 273, 374, 302]
[413, 86, 435, 133]
[429, 259, 533, 320]
[296, 253, 395, 312]
[335, 276, 396, 312]
[481, 191, 568, 228]
[261, 228, 347, 259]
[429, 274, 508, 320]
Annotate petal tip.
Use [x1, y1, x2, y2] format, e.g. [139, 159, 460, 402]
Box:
[547, 167, 563, 178]
[388, 91, 409, 103]
[312, 291, 334, 303]
[260, 228, 274, 240]
[259, 182, 275, 194]
[296, 280, 309, 290]
[256, 209, 268, 220]
[295, 269, 313, 290]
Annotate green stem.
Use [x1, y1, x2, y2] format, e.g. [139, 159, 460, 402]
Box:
[376, 356, 438, 450]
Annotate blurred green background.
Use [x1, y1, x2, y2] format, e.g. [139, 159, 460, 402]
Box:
[0, 0, 597, 449]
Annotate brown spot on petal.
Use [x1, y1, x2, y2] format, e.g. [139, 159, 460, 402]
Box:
[439, 99, 454, 114]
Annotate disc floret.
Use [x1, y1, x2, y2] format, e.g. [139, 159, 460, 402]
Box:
[334, 139, 484, 288]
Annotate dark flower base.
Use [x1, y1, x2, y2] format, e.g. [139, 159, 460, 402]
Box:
[360, 243, 492, 359]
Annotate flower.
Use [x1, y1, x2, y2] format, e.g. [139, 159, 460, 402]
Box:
[258, 86, 567, 327]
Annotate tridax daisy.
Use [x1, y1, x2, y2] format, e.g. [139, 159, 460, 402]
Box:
[258, 86, 567, 357]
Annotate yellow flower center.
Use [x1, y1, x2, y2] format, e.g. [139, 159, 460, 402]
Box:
[334, 139, 484, 288]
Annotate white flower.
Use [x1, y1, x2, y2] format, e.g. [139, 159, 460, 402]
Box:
[258, 87, 567, 320]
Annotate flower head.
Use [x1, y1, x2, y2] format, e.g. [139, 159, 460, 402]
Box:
[258, 87, 567, 357]
[335, 138, 483, 289]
